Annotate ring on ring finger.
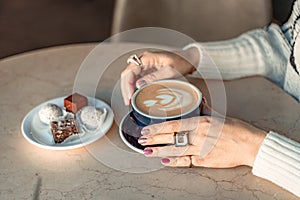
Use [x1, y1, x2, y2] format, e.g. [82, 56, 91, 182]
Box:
[174, 131, 189, 147]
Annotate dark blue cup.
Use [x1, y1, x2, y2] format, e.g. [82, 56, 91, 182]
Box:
[130, 80, 202, 127]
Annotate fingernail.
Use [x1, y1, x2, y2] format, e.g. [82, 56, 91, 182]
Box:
[143, 148, 153, 155]
[161, 158, 170, 164]
[138, 137, 147, 144]
[141, 129, 150, 135]
[137, 79, 147, 87]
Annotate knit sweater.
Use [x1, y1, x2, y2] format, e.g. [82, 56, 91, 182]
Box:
[184, 0, 300, 197]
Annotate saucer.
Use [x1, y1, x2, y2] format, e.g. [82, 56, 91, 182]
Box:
[119, 112, 145, 154]
[119, 112, 170, 154]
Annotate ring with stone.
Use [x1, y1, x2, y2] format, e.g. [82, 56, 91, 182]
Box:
[174, 131, 189, 147]
[127, 54, 143, 66]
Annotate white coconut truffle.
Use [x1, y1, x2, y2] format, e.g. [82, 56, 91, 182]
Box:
[79, 106, 107, 130]
[38, 103, 64, 125]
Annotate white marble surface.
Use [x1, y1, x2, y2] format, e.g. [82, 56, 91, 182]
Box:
[0, 43, 299, 200]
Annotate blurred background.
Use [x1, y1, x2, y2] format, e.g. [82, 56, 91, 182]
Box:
[0, 0, 294, 59]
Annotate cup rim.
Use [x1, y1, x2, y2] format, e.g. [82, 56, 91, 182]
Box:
[131, 79, 202, 120]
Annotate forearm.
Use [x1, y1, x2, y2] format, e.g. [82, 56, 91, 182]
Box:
[183, 24, 289, 84]
[252, 131, 300, 197]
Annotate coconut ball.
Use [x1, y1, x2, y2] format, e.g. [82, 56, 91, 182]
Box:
[79, 106, 107, 130]
[39, 103, 64, 125]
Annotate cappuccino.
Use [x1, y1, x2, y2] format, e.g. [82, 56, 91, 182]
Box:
[133, 80, 201, 118]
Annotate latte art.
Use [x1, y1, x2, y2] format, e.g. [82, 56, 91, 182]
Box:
[143, 88, 193, 112]
[133, 81, 200, 118]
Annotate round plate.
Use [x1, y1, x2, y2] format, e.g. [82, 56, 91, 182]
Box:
[119, 112, 144, 154]
[21, 96, 114, 150]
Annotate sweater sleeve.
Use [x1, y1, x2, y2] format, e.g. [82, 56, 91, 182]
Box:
[252, 131, 300, 197]
[183, 24, 290, 87]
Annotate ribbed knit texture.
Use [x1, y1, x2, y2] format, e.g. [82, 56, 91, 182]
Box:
[252, 131, 300, 197]
[184, 24, 289, 87]
[183, 0, 300, 197]
[184, 0, 300, 101]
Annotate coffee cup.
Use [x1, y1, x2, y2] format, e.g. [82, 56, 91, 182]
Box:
[131, 80, 202, 126]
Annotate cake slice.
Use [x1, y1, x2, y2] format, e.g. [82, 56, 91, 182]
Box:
[50, 118, 79, 143]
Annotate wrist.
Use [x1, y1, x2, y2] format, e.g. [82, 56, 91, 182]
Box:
[183, 47, 200, 71]
[245, 130, 267, 167]
[176, 47, 200, 73]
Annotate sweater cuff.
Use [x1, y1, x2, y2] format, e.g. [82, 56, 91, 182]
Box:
[252, 131, 300, 197]
[183, 43, 224, 79]
[183, 43, 203, 69]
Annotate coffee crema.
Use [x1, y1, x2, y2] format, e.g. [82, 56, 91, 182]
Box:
[133, 81, 200, 118]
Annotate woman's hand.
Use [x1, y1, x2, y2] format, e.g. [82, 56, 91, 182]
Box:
[121, 48, 199, 105]
[138, 116, 267, 168]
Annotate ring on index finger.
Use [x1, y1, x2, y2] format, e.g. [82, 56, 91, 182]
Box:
[174, 131, 189, 147]
[127, 54, 143, 66]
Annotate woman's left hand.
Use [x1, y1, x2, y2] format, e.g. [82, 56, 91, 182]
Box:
[138, 116, 267, 168]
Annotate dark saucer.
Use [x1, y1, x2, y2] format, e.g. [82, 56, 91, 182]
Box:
[119, 112, 171, 153]
[119, 112, 145, 153]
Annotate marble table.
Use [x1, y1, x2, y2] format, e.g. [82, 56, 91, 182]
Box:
[0, 43, 299, 200]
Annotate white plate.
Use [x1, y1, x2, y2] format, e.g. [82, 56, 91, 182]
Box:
[21, 96, 114, 150]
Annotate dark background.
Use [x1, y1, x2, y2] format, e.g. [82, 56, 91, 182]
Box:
[0, 0, 295, 59]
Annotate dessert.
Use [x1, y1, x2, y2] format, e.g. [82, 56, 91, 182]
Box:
[38, 93, 109, 144]
[38, 103, 64, 124]
[50, 118, 79, 143]
[79, 106, 107, 130]
[64, 93, 88, 113]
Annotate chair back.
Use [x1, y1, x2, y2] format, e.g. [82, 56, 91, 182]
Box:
[111, 0, 272, 42]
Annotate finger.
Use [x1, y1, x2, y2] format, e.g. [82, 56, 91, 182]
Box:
[161, 156, 191, 167]
[191, 156, 205, 167]
[135, 66, 181, 88]
[143, 145, 200, 157]
[191, 154, 233, 168]
[141, 116, 210, 136]
[121, 64, 143, 105]
[139, 130, 204, 146]
[138, 133, 174, 145]
[121, 53, 159, 105]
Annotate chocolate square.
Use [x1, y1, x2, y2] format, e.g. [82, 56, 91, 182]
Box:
[64, 93, 88, 113]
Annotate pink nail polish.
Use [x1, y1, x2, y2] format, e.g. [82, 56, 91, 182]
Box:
[141, 129, 150, 135]
[143, 148, 153, 155]
[137, 79, 147, 87]
[138, 137, 147, 144]
[161, 158, 170, 164]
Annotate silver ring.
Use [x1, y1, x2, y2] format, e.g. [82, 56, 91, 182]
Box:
[127, 54, 142, 66]
[174, 132, 189, 147]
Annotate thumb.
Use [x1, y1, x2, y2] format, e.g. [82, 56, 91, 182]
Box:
[200, 97, 212, 116]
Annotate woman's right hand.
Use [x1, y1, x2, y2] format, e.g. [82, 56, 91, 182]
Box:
[121, 47, 199, 105]
[138, 116, 267, 168]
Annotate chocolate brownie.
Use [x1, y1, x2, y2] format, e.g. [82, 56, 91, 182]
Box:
[50, 118, 79, 143]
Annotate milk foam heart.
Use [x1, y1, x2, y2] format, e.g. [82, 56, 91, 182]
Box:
[143, 88, 193, 112]
[133, 80, 200, 118]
